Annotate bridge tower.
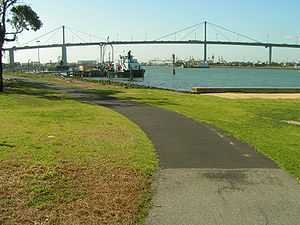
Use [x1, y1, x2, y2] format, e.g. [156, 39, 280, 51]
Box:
[204, 21, 207, 62]
[268, 45, 272, 65]
[61, 26, 68, 65]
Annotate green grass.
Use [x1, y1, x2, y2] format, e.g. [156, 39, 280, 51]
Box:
[1, 80, 157, 171]
[91, 88, 300, 181]
[0, 80, 158, 224]
[5, 73, 300, 182]
[2, 72, 300, 223]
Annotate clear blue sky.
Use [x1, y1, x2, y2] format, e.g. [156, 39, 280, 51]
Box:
[4, 0, 300, 63]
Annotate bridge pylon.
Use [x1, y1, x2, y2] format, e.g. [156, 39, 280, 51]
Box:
[204, 21, 207, 62]
[268, 45, 272, 65]
[61, 26, 68, 65]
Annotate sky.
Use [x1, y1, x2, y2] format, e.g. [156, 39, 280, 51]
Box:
[4, 0, 300, 64]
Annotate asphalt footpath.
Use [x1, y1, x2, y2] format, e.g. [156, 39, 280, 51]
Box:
[5, 75, 300, 225]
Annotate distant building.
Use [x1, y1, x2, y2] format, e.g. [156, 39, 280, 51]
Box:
[31, 61, 41, 66]
[78, 60, 97, 65]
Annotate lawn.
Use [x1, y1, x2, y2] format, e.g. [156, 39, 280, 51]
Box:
[4, 72, 300, 182]
[0, 79, 158, 224]
[2, 72, 299, 225]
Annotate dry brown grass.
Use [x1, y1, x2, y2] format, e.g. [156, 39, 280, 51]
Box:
[6, 72, 124, 90]
[0, 161, 148, 225]
[55, 77, 121, 90]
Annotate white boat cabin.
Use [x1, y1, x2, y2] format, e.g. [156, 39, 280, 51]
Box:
[117, 51, 142, 72]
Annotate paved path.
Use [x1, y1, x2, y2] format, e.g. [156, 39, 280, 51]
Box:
[5, 76, 300, 225]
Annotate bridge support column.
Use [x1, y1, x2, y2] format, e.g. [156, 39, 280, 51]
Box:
[9, 49, 15, 66]
[268, 46, 272, 66]
[99, 44, 104, 63]
[204, 21, 207, 62]
[62, 46, 67, 65]
[62, 26, 68, 65]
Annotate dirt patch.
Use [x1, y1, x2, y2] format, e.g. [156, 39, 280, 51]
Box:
[203, 93, 300, 99]
[282, 120, 300, 126]
[0, 161, 148, 225]
[263, 117, 300, 126]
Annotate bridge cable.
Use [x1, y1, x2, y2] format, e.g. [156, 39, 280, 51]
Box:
[208, 24, 231, 41]
[208, 22, 262, 43]
[65, 27, 87, 43]
[66, 26, 107, 41]
[154, 22, 204, 41]
[19, 26, 62, 46]
[43, 28, 61, 45]
[180, 24, 203, 41]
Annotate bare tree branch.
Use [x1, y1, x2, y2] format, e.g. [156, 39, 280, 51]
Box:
[6, 0, 19, 10]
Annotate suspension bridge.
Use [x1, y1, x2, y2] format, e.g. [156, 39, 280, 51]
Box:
[4, 21, 300, 66]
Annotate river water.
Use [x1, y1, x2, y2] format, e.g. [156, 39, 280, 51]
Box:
[89, 66, 300, 92]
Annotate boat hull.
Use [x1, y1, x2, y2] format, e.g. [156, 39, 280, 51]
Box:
[107, 69, 145, 79]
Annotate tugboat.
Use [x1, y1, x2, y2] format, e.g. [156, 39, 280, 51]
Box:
[107, 51, 145, 80]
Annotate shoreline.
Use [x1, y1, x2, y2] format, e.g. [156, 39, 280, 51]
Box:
[143, 65, 300, 70]
[192, 87, 300, 94]
[209, 65, 300, 70]
[5, 72, 300, 98]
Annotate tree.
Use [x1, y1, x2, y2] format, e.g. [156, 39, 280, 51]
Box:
[0, 0, 42, 92]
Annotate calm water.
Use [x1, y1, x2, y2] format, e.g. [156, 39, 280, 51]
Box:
[89, 66, 300, 92]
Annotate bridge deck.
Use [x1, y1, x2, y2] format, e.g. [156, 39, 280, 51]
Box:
[4, 40, 300, 51]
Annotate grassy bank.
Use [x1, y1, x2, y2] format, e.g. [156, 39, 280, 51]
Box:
[0, 79, 158, 224]
[4, 72, 300, 182]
